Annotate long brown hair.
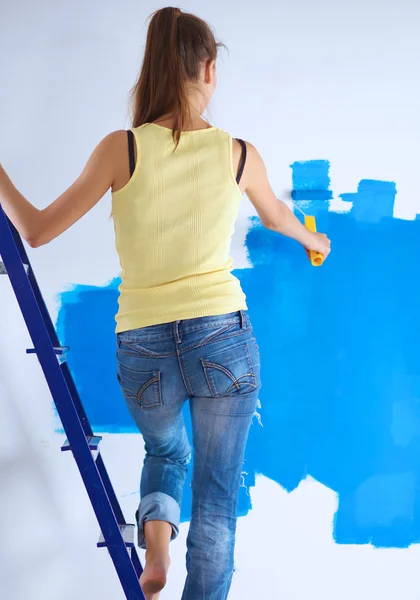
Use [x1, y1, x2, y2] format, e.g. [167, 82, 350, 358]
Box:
[130, 7, 223, 147]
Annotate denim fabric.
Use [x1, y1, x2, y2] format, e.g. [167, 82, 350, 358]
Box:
[116, 310, 261, 600]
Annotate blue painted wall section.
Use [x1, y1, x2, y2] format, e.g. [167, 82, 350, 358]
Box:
[56, 160, 420, 548]
[290, 159, 333, 207]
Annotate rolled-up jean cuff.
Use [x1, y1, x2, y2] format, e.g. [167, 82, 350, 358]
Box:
[136, 491, 181, 549]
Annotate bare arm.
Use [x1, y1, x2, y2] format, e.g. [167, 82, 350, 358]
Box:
[241, 142, 330, 258]
[0, 130, 127, 248]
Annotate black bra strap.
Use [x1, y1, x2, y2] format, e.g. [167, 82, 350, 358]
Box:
[235, 138, 247, 184]
[127, 130, 136, 177]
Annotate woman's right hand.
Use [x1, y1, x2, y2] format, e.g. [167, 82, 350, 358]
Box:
[242, 143, 332, 261]
[303, 231, 331, 261]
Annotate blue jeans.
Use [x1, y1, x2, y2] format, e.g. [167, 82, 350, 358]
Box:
[116, 310, 261, 600]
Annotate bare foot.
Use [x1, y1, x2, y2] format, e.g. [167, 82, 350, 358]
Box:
[139, 551, 171, 600]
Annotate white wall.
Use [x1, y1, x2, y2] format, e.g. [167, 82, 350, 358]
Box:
[1, 1, 420, 598]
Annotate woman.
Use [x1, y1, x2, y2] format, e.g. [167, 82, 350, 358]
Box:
[0, 6, 330, 600]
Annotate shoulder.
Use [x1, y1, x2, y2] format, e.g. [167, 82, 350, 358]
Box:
[239, 141, 264, 170]
[232, 138, 260, 164]
[235, 139, 258, 155]
[102, 129, 129, 151]
[89, 130, 127, 159]
[229, 135, 257, 154]
[93, 130, 131, 167]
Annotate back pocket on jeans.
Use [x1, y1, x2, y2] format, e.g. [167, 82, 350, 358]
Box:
[117, 364, 162, 409]
[200, 342, 256, 398]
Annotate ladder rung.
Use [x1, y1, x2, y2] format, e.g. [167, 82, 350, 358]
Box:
[26, 346, 69, 356]
[61, 435, 103, 453]
[97, 523, 135, 548]
[0, 261, 29, 274]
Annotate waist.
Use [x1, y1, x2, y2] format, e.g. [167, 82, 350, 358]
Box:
[115, 270, 247, 333]
[117, 310, 251, 342]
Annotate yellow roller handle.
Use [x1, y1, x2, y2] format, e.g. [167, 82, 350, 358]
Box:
[304, 215, 324, 267]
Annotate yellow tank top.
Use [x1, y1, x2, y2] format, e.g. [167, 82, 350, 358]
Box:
[111, 123, 247, 333]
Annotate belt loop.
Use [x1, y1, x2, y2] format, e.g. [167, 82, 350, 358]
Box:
[174, 320, 181, 344]
[239, 310, 245, 329]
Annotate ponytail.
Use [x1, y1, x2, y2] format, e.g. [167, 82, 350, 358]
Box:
[130, 7, 220, 147]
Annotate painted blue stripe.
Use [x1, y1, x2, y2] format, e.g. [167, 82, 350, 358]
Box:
[340, 179, 396, 222]
[291, 190, 333, 201]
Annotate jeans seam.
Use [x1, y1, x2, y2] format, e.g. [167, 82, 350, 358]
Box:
[117, 347, 177, 359]
[176, 347, 193, 396]
[182, 318, 241, 333]
[199, 322, 237, 345]
[124, 393, 161, 410]
[226, 375, 256, 393]
[179, 328, 254, 354]
[118, 332, 174, 343]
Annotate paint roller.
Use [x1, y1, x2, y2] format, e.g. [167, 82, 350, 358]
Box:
[285, 192, 325, 267]
[303, 214, 324, 267]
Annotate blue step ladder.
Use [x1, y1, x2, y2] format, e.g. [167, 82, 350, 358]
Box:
[0, 205, 146, 600]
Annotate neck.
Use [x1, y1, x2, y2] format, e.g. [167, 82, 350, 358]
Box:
[154, 113, 211, 131]
[155, 92, 211, 131]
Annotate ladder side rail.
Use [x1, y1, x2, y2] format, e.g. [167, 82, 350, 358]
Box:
[4, 210, 62, 347]
[0, 208, 145, 599]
